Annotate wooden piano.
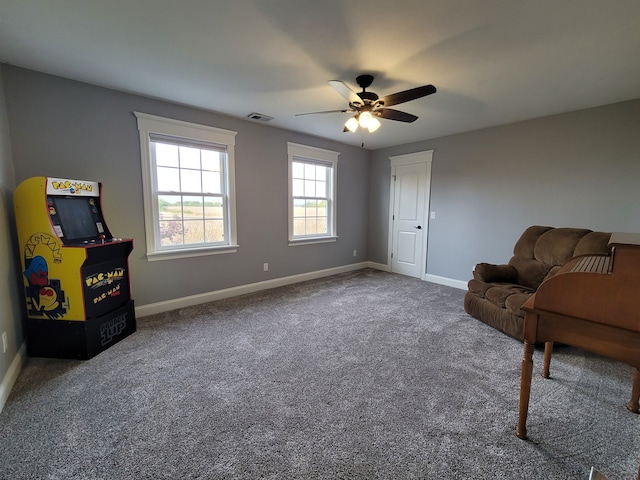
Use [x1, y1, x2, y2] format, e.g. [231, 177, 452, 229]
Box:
[515, 232, 640, 474]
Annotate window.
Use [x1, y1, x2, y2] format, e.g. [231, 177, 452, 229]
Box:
[135, 112, 238, 260]
[287, 142, 339, 245]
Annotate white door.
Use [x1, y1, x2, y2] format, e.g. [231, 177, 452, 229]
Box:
[388, 151, 432, 279]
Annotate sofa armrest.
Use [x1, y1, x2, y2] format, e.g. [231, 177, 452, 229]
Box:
[473, 263, 518, 283]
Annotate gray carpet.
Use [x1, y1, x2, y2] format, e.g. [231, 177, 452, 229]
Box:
[1, 269, 638, 479]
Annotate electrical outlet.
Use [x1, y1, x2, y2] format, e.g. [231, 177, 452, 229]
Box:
[2, 332, 7, 354]
[263, 263, 269, 272]
[353, 250, 357, 257]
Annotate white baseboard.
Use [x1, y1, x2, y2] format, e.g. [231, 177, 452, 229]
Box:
[367, 261, 390, 272]
[368, 262, 466, 290]
[424, 273, 468, 290]
[136, 262, 370, 318]
[0, 342, 27, 414]
[135, 262, 468, 318]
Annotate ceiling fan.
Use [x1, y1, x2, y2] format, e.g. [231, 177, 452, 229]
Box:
[296, 74, 436, 133]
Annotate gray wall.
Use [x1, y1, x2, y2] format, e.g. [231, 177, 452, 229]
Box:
[2, 65, 370, 307]
[370, 99, 640, 282]
[0, 68, 23, 389]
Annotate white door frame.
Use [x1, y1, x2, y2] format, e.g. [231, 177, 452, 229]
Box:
[387, 150, 433, 280]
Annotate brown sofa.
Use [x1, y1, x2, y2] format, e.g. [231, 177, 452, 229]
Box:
[464, 225, 612, 341]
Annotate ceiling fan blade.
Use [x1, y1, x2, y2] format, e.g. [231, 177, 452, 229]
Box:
[377, 84, 436, 107]
[295, 109, 351, 116]
[328, 80, 362, 105]
[375, 108, 419, 123]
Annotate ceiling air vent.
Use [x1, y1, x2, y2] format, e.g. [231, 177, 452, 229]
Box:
[247, 112, 274, 122]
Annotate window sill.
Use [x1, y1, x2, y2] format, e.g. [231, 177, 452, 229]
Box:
[146, 245, 239, 261]
[288, 236, 338, 246]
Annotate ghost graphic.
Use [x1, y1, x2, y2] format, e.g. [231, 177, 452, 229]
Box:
[24, 255, 64, 318]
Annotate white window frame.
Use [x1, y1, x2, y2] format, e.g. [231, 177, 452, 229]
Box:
[287, 142, 339, 246]
[135, 112, 238, 261]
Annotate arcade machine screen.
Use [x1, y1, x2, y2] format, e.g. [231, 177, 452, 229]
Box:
[50, 196, 109, 244]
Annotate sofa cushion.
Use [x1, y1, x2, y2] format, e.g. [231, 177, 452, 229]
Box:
[513, 225, 554, 259]
[574, 231, 612, 257]
[484, 284, 535, 308]
[542, 265, 562, 283]
[468, 279, 532, 298]
[508, 256, 552, 290]
[505, 293, 533, 317]
[533, 228, 591, 265]
[467, 278, 493, 296]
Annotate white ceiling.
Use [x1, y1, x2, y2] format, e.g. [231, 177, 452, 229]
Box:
[1, 1, 639, 150]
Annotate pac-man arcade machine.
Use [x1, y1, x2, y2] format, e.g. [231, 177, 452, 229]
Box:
[14, 176, 136, 359]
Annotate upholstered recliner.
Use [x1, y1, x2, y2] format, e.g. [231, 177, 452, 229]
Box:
[464, 226, 612, 341]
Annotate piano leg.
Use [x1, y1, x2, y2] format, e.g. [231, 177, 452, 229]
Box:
[516, 341, 535, 440]
[542, 341, 554, 378]
[628, 368, 640, 414]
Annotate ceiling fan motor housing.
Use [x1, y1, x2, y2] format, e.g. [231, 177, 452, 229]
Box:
[356, 74, 375, 89]
[358, 91, 379, 102]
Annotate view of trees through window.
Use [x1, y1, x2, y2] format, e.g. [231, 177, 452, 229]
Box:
[293, 199, 327, 235]
[153, 141, 226, 246]
[292, 161, 329, 236]
[158, 197, 224, 246]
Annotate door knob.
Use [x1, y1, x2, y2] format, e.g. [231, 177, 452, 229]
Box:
[414, 225, 422, 230]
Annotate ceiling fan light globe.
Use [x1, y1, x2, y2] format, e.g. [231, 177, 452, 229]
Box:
[359, 111, 372, 128]
[367, 117, 381, 133]
[345, 116, 359, 133]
